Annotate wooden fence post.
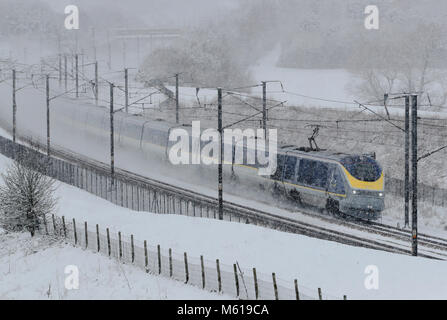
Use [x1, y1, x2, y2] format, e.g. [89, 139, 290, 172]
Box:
[43, 215, 48, 235]
[106, 228, 111, 257]
[294, 279, 300, 300]
[131, 234, 135, 263]
[144, 240, 148, 273]
[253, 268, 259, 300]
[216, 259, 222, 293]
[233, 264, 239, 298]
[272, 273, 278, 300]
[158, 244, 162, 274]
[62, 216, 66, 238]
[200, 255, 205, 289]
[184, 252, 189, 283]
[96, 224, 100, 252]
[84, 221, 88, 249]
[52, 214, 56, 234]
[73, 218, 77, 245]
[118, 232, 122, 259]
[318, 287, 322, 300]
[169, 248, 173, 277]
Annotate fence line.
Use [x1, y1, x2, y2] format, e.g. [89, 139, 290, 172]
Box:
[386, 177, 447, 207]
[42, 214, 336, 300]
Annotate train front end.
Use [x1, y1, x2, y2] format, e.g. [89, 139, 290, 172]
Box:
[339, 155, 385, 220]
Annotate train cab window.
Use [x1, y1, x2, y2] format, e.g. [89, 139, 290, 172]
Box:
[341, 156, 382, 182]
[283, 156, 297, 181]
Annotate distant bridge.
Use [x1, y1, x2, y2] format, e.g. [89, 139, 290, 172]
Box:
[110, 28, 182, 40]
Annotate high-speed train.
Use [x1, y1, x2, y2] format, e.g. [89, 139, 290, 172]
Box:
[51, 102, 384, 221]
[0, 88, 384, 220]
[269, 146, 384, 220]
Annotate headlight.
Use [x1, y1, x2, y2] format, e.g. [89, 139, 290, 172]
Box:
[352, 190, 357, 194]
[379, 193, 383, 197]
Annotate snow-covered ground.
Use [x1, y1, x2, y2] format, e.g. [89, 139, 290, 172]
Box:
[0, 230, 228, 300]
[0, 153, 446, 300]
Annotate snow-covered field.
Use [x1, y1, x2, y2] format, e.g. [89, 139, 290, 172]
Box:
[1, 0, 446, 302]
[0, 153, 446, 300]
[0, 45, 446, 300]
[0, 230, 228, 300]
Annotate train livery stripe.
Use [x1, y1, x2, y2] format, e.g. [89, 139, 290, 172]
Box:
[342, 167, 384, 191]
[282, 180, 347, 198]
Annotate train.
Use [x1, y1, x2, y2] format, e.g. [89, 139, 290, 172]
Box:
[4, 94, 384, 221]
[54, 101, 385, 221]
[269, 146, 384, 220]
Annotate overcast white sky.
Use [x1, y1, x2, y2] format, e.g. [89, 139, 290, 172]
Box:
[40, 0, 240, 28]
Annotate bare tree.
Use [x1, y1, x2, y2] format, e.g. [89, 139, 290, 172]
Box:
[137, 26, 253, 89]
[350, 23, 447, 109]
[0, 156, 57, 236]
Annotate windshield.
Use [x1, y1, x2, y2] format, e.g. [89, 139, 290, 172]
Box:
[341, 156, 382, 182]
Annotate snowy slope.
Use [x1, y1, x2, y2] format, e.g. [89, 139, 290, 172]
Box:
[0, 153, 445, 300]
[0, 231, 229, 300]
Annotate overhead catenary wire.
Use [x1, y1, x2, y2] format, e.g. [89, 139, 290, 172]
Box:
[3, 56, 447, 159]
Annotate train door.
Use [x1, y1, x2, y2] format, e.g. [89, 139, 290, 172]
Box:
[282, 154, 300, 202]
[327, 165, 346, 196]
[266, 153, 285, 197]
[313, 161, 330, 208]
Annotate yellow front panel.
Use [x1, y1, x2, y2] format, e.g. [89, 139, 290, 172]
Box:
[342, 167, 384, 191]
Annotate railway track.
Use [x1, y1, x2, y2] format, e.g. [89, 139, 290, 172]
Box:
[274, 200, 447, 257]
[3, 130, 447, 260]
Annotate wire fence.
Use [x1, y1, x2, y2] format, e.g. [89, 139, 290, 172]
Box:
[386, 177, 447, 208]
[39, 213, 337, 300]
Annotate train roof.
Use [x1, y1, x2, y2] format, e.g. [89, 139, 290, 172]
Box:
[278, 145, 376, 162]
[115, 114, 377, 163]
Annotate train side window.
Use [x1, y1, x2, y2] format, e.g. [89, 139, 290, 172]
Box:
[298, 159, 328, 189]
[283, 156, 297, 182]
[297, 159, 314, 186]
[314, 162, 329, 189]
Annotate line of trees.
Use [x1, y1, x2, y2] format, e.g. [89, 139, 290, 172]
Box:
[349, 23, 447, 109]
[137, 26, 254, 89]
